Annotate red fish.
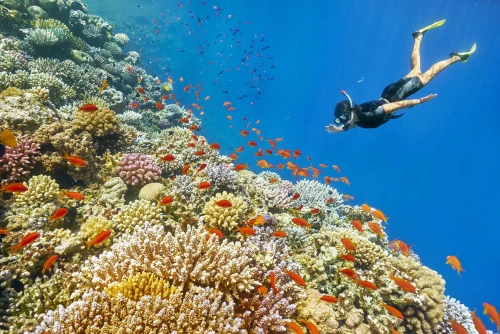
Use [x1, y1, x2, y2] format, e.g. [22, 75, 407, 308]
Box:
[293, 204, 304, 211]
[338, 268, 357, 280]
[161, 154, 175, 162]
[77, 104, 99, 112]
[285, 270, 306, 287]
[194, 150, 206, 156]
[291, 217, 311, 228]
[326, 197, 334, 204]
[291, 193, 300, 200]
[310, 208, 320, 214]
[272, 230, 287, 238]
[215, 199, 232, 207]
[85, 230, 111, 249]
[42, 254, 59, 275]
[483, 303, 500, 332]
[247, 141, 257, 147]
[270, 272, 279, 293]
[49, 207, 68, 222]
[155, 101, 163, 110]
[341, 237, 356, 251]
[254, 148, 264, 157]
[449, 320, 467, 334]
[233, 164, 248, 171]
[137, 87, 145, 94]
[159, 196, 174, 205]
[1, 183, 28, 193]
[63, 191, 85, 200]
[341, 254, 355, 262]
[0, 227, 12, 235]
[8, 231, 40, 253]
[170, 94, 176, 100]
[257, 285, 267, 296]
[189, 124, 198, 131]
[372, 209, 388, 223]
[197, 163, 207, 172]
[181, 164, 190, 175]
[209, 143, 220, 150]
[63, 152, 87, 167]
[319, 295, 338, 303]
[198, 181, 211, 189]
[229, 153, 238, 160]
[367, 222, 383, 238]
[183, 84, 191, 92]
[293, 149, 302, 159]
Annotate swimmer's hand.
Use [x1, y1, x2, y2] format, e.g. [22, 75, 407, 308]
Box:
[325, 124, 344, 133]
[420, 94, 438, 103]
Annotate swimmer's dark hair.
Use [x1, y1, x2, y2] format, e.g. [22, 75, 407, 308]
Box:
[334, 100, 351, 118]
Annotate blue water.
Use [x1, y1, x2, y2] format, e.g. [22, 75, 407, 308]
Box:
[88, 0, 500, 326]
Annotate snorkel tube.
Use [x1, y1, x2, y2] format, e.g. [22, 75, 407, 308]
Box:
[340, 90, 355, 131]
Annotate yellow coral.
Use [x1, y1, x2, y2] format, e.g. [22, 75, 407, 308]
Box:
[72, 105, 118, 137]
[80, 216, 113, 240]
[202, 191, 248, 231]
[112, 199, 164, 233]
[14, 175, 59, 206]
[104, 272, 177, 301]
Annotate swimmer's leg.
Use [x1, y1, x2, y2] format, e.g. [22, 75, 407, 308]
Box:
[406, 34, 423, 78]
[418, 43, 476, 85]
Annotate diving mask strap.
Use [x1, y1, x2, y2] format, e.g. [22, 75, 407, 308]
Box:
[341, 90, 355, 131]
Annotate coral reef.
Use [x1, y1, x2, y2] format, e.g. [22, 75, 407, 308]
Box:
[0, 138, 40, 184]
[117, 153, 162, 186]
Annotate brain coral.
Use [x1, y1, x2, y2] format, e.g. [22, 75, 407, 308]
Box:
[72, 105, 118, 137]
[116, 153, 162, 186]
[202, 191, 249, 232]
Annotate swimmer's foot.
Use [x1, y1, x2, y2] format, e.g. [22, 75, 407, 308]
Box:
[450, 43, 477, 62]
[412, 19, 446, 38]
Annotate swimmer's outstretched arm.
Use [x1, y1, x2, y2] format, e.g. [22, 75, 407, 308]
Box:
[383, 94, 437, 114]
[325, 123, 358, 133]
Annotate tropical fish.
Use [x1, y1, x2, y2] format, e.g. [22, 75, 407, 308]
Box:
[470, 309, 487, 334]
[248, 141, 258, 147]
[194, 150, 206, 156]
[49, 207, 68, 222]
[0, 227, 12, 235]
[367, 222, 383, 238]
[0, 128, 17, 157]
[223, 101, 231, 107]
[198, 181, 211, 190]
[341, 237, 356, 251]
[62, 152, 87, 168]
[293, 149, 302, 159]
[277, 149, 291, 159]
[390, 273, 417, 293]
[291, 193, 300, 200]
[272, 230, 287, 238]
[446, 256, 464, 277]
[361, 204, 371, 212]
[293, 204, 304, 211]
[161, 154, 175, 162]
[449, 320, 467, 334]
[303, 321, 319, 334]
[159, 196, 174, 205]
[137, 87, 145, 94]
[204, 95, 211, 101]
[341, 254, 355, 262]
[181, 164, 190, 175]
[229, 153, 238, 160]
[285, 322, 304, 334]
[236, 226, 255, 236]
[340, 176, 350, 186]
[85, 230, 111, 249]
[285, 270, 306, 287]
[291, 217, 311, 228]
[372, 209, 388, 223]
[1, 183, 28, 193]
[8, 232, 40, 253]
[338, 268, 357, 280]
[215, 199, 232, 207]
[189, 124, 198, 131]
[155, 101, 163, 110]
[483, 302, 500, 332]
[333, 165, 341, 172]
[326, 197, 334, 204]
[209, 143, 220, 150]
[248, 215, 266, 226]
[270, 272, 279, 293]
[197, 164, 207, 172]
[351, 220, 363, 232]
[256, 160, 270, 168]
[206, 228, 223, 239]
[310, 208, 320, 214]
[77, 104, 99, 112]
[356, 279, 377, 290]
[63, 191, 85, 200]
[382, 303, 404, 319]
[183, 84, 191, 92]
[257, 285, 268, 296]
[99, 79, 107, 92]
[42, 254, 59, 275]
[319, 295, 338, 303]
[233, 164, 248, 171]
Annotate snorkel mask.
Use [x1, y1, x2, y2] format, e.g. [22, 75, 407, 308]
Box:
[334, 90, 355, 131]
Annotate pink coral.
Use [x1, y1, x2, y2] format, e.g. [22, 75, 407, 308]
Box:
[0, 138, 41, 184]
[116, 153, 161, 186]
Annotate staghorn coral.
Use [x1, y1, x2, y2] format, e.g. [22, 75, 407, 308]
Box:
[104, 272, 177, 301]
[293, 179, 343, 211]
[111, 199, 164, 233]
[202, 191, 249, 232]
[435, 296, 478, 334]
[116, 153, 162, 186]
[72, 105, 118, 137]
[0, 138, 41, 184]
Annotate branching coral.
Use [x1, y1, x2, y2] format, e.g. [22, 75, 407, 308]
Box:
[111, 199, 164, 233]
[0, 138, 40, 184]
[116, 153, 162, 186]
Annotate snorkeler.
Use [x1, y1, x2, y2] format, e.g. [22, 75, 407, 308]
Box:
[326, 20, 476, 132]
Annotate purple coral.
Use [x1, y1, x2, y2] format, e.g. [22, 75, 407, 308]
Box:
[117, 153, 162, 186]
[0, 139, 41, 184]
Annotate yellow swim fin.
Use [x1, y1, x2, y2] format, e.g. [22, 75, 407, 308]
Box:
[412, 19, 446, 37]
[451, 43, 476, 62]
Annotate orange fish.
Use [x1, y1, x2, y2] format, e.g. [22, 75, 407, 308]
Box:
[223, 101, 231, 107]
[303, 321, 319, 334]
[162, 95, 169, 100]
[267, 139, 276, 148]
[291, 193, 300, 200]
[197, 163, 207, 172]
[256, 160, 270, 168]
[389, 326, 401, 334]
[170, 94, 176, 100]
[0, 227, 12, 235]
[341, 254, 355, 262]
[367, 222, 384, 238]
[137, 87, 145, 94]
[254, 148, 264, 157]
[319, 295, 338, 303]
[198, 182, 211, 189]
[372, 209, 388, 223]
[1, 183, 28, 193]
[77, 104, 99, 112]
[324, 176, 332, 184]
[206, 228, 223, 239]
[183, 84, 191, 92]
[483, 302, 500, 332]
[325, 197, 334, 204]
[235, 146, 244, 152]
[99, 79, 108, 92]
[277, 149, 291, 159]
[239, 130, 249, 138]
[155, 101, 163, 110]
[341, 237, 356, 251]
[396, 240, 411, 256]
[49, 207, 68, 222]
[7, 232, 40, 253]
[272, 230, 287, 238]
[215, 199, 232, 208]
[308, 208, 319, 214]
[361, 204, 371, 212]
[233, 163, 248, 171]
[85, 230, 111, 249]
[192, 103, 200, 110]
[356, 279, 377, 290]
[248, 141, 258, 147]
[285, 322, 304, 334]
[293, 150, 302, 159]
[291, 217, 311, 228]
[181, 164, 190, 175]
[382, 303, 404, 319]
[194, 150, 206, 156]
[338, 268, 357, 280]
[227, 107, 236, 111]
[42, 254, 59, 275]
[446, 256, 464, 277]
[319, 163, 328, 168]
[248, 215, 266, 226]
[229, 153, 238, 160]
[277, 163, 285, 170]
[269, 178, 279, 184]
[343, 194, 355, 201]
[236, 226, 255, 236]
[63, 152, 87, 168]
[351, 220, 363, 232]
[187, 142, 196, 147]
[275, 137, 284, 142]
[340, 176, 350, 186]
[257, 285, 268, 296]
[129, 102, 140, 109]
[159, 196, 174, 205]
[209, 143, 220, 150]
[333, 165, 341, 173]
[285, 270, 306, 287]
[63, 191, 85, 200]
[226, 115, 233, 121]
[204, 95, 211, 101]
[293, 204, 303, 211]
[270, 272, 279, 294]
[390, 273, 417, 293]
[470, 309, 487, 334]
[161, 154, 175, 162]
[449, 320, 467, 334]
[189, 124, 198, 131]
[265, 149, 274, 155]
